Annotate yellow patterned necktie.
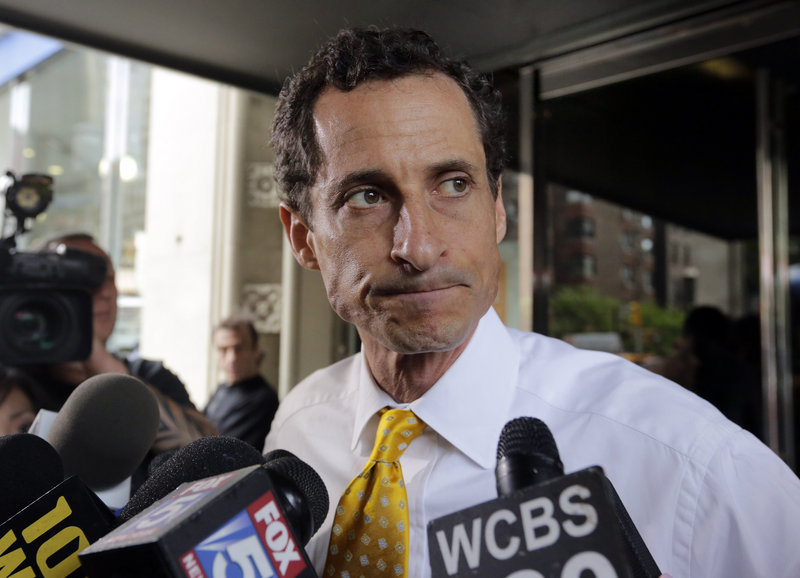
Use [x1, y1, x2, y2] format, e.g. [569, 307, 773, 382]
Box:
[324, 408, 426, 577]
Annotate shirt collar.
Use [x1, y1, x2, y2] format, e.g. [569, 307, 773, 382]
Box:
[351, 308, 519, 469]
[351, 358, 396, 451]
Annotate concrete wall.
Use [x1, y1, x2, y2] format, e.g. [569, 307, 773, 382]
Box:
[138, 68, 224, 407]
[139, 69, 344, 406]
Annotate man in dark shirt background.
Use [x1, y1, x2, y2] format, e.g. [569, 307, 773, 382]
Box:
[204, 314, 279, 451]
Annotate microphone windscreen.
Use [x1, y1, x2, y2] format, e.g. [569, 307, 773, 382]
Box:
[496, 416, 562, 463]
[0, 433, 64, 521]
[48, 373, 160, 490]
[263, 447, 295, 462]
[147, 447, 179, 476]
[264, 451, 330, 535]
[495, 416, 565, 497]
[118, 435, 266, 523]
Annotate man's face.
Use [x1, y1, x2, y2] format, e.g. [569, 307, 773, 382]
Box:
[282, 73, 506, 355]
[61, 239, 118, 344]
[214, 326, 261, 384]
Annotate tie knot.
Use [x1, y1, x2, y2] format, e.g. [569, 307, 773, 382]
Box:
[370, 408, 426, 463]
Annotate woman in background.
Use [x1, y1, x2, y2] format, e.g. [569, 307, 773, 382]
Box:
[0, 365, 38, 435]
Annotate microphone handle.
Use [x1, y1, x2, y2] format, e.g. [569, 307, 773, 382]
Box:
[267, 469, 314, 546]
[495, 453, 564, 497]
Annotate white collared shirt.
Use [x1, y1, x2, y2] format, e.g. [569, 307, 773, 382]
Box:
[265, 308, 800, 577]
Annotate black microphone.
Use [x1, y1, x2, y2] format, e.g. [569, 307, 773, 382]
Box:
[121, 436, 327, 538]
[0, 433, 64, 522]
[261, 451, 330, 547]
[495, 416, 564, 495]
[428, 417, 662, 577]
[117, 434, 268, 523]
[81, 437, 329, 577]
[0, 433, 116, 577]
[497, 417, 660, 576]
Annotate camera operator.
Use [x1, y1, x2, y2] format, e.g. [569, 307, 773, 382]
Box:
[22, 233, 217, 460]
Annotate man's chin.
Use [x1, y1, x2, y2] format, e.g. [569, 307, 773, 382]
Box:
[377, 321, 473, 356]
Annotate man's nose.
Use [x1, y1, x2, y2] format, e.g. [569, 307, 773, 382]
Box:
[390, 198, 446, 271]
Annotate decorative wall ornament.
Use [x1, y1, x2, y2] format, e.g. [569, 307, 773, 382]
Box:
[241, 283, 282, 333]
[246, 162, 280, 208]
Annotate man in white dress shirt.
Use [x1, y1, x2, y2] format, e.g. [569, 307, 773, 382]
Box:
[265, 26, 800, 577]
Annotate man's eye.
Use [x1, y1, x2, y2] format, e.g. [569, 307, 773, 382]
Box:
[439, 178, 469, 196]
[346, 189, 384, 207]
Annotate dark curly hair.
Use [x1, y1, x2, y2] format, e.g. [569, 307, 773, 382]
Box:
[271, 26, 506, 225]
[0, 365, 39, 414]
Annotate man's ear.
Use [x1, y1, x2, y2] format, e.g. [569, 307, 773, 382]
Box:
[279, 204, 319, 270]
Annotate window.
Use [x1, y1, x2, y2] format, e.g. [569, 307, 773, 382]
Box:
[621, 231, 637, 251]
[669, 242, 680, 264]
[566, 218, 596, 238]
[1, 38, 151, 353]
[641, 270, 653, 292]
[621, 265, 635, 286]
[566, 189, 593, 204]
[570, 254, 597, 279]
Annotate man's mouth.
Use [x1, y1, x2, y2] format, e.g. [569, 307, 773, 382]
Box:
[371, 274, 470, 297]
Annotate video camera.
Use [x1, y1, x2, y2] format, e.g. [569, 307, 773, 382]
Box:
[0, 171, 107, 364]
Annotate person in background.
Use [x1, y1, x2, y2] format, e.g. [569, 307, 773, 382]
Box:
[264, 26, 800, 577]
[23, 233, 217, 461]
[0, 365, 38, 435]
[657, 305, 762, 437]
[204, 314, 279, 451]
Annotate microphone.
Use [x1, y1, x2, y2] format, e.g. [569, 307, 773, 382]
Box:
[495, 416, 564, 495]
[48, 373, 161, 491]
[428, 417, 661, 577]
[262, 450, 330, 547]
[129, 436, 329, 543]
[0, 433, 64, 522]
[497, 418, 661, 576]
[30, 373, 161, 510]
[0, 433, 116, 577]
[117, 434, 269, 523]
[80, 437, 329, 577]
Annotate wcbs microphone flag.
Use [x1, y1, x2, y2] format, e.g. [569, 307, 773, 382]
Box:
[428, 466, 634, 578]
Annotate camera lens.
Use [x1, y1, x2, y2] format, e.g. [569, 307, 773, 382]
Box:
[0, 290, 92, 364]
[11, 302, 63, 352]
